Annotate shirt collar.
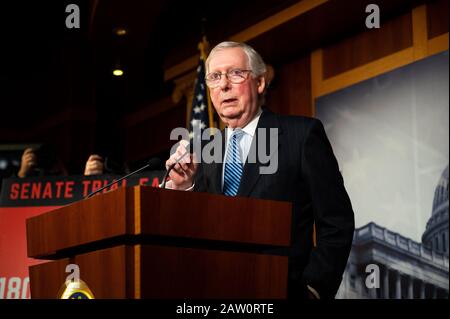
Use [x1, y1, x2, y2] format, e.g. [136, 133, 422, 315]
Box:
[226, 108, 262, 138]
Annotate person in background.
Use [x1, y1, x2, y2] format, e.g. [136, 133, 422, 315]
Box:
[84, 154, 104, 176]
[84, 151, 129, 175]
[17, 145, 105, 178]
[17, 144, 67, 178]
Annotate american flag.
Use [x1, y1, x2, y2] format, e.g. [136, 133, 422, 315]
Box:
[189, 56, 211, 143]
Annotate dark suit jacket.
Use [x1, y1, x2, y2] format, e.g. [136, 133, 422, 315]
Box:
[193, 109, 355, 299]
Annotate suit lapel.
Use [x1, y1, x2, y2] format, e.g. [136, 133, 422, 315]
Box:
[237, 110, 282, 197]
[208, 129, 225, 194]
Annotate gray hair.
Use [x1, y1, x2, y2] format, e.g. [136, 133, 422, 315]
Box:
[205, 41, 267, 77]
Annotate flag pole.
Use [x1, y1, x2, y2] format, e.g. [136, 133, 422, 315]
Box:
[198, 36, 215, 133]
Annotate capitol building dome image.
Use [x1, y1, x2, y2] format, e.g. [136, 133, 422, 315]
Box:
[422, 166, 449, 255]
[336, 165, 449, 299]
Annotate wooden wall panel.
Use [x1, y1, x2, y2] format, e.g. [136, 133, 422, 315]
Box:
[427, 0, 449, 39]
[311, 2, 448, 102]
[124, 103, 185, 163]
[322, 12, 413, 79]
[266, 55, 312, 117]
[123, 0, 448, 161]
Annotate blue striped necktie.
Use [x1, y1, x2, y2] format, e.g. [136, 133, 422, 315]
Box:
[223, 129, 245, 196]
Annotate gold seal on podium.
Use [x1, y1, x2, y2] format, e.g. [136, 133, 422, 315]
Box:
[58, 279, 95, 299]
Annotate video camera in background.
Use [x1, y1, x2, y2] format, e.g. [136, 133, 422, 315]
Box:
[26, 143, 66, 177]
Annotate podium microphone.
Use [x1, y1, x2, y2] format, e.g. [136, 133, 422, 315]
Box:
[159, 142, 191, 189]
[86, 158, 162, 199]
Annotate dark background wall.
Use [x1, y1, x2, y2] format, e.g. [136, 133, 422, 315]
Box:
[0, 0, 447, 174]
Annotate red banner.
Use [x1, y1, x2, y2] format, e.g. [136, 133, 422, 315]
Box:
[0, 206, 58, 299]
[0, 172, 165, 299]
[1, 172, 165, 207]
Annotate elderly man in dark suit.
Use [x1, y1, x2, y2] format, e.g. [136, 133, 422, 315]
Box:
[165, 41, 355, 299]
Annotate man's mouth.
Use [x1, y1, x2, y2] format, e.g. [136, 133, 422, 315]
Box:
[221, 98, 238, 106]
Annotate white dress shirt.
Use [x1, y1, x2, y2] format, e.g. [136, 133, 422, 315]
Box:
[221, 108, 262, 189]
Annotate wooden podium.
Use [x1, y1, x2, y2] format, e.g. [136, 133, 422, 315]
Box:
[26, 186, 292, 299]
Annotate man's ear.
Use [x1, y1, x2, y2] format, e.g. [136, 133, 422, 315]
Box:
[257, 76, 266, 94]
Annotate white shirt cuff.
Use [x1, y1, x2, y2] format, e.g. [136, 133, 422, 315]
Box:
[164, 180, 194, 191]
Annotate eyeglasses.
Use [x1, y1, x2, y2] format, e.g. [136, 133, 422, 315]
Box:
[205, 69, 252, 88]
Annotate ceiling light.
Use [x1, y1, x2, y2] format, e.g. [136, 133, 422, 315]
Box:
[114, 27, 128, 36]
[113, 69, 124, 76]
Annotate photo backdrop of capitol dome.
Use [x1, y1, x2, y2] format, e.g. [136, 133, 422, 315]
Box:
[316, 51, 449, 299]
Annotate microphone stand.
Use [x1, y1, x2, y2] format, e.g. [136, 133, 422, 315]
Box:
[86, 161, 156, 199]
